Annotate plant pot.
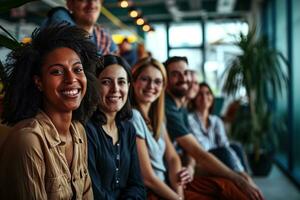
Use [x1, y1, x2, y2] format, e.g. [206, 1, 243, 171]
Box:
[248, 151, 273, 176]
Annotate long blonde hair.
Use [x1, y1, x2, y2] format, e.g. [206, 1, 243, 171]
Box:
[131, 57, 167, 140]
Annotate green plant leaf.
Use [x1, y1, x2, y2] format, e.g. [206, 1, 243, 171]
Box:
[0, 0, 37, 13]
[0, 25, 19, 43]
[223, 25, 288, 157]
[0, 60, 7, 94]
[0, 34, 21, 50]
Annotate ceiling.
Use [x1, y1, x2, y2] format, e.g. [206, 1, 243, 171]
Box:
[0, 0, 253, 27]
[104, 0, 252, 23]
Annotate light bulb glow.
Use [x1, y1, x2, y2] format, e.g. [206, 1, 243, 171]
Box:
[129, 10, 138, 18]
[120, 1, 129, 8]
[142, 24, 150, 32]
[136, 18, 145, 25]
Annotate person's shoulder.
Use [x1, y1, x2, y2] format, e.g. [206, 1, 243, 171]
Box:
[121, 119, 135, 130]
[72, 120, 86, 138]
[85, 120, 99, 137]
[164, 94, 177, 110]
[187, 111, 197, 121]
[47, 7, 70, 18]
[131, 109, 143, 120]
[42, 7, 75, 28]
[13, 117, 44, 136]
[5, 117, 45, 151]
[120, 120, 136, 137]
[210, 114, 223, 123]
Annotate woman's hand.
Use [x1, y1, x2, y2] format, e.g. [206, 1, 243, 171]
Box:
[177, 167, 193, 186]
[233, 173, 265, 200]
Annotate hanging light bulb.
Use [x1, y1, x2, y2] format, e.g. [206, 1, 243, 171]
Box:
[119, 0, 129, 8]
[129, 9, 139, 18]
[136, 17, 145, 26]
[142, 24, 150, 32]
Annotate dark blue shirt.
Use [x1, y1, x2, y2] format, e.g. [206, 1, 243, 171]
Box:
[165, 93, 191, 140]
[85, 116, 145, 200]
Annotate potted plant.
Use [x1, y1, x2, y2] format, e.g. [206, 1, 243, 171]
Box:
[222, 26, 288, 176]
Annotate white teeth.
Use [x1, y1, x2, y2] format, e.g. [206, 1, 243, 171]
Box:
[62, 89, 79, 96]
[108, 97, 119, 99]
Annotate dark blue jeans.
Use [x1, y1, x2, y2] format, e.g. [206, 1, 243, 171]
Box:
[209, 143, 249, 172]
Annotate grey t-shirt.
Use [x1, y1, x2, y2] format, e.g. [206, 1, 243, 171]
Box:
[130, 109, 167, 181]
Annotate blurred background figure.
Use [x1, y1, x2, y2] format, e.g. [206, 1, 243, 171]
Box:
[118, 37, 137, 66]
[42, 0, 118, 55]
[137, 43, 151, 60]
[188, 82, 249, 173]
[185, 69, 200, 109]
[164, 56, 264, 200]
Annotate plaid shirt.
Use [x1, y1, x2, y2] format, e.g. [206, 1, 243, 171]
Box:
[94, 24, 118, 55]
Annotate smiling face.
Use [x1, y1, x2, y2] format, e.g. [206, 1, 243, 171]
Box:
[195, 85, 214, 113]
[133, 65, 164, 105]
[167, 60, 189, 98]
[34, 47, 87, 114]
[67, 0, 101, 27]
[98, 64, 129, 115]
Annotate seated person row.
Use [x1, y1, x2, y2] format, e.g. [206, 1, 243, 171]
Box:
[181, 69, 248, 172]
[0, 23, 260, 199]
[188, 82, 249, 173]
[163, 56, 264, 200]
[129, 57, 263, 199]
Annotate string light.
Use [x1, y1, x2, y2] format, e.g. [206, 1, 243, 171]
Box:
[117, 0, 155, 33]
[142, 24, 150, 32]
[136, 17, 145, 26]
[119, 0, 129, 8]
[129, 9, 138, 18]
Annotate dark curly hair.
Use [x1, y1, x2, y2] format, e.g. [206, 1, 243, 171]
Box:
[2, 24, 100, 125]
[92, 54, 133, 125]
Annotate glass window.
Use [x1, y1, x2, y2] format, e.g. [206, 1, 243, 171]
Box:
[205, 21, 248, 44]
[204, 21, 248, 96]
[274, 0, 289, 170]
[292, 0, 300, 182]
[169, 22, 202, 47]
[169, 48, 203, 80]
[145, 24, 168, 63]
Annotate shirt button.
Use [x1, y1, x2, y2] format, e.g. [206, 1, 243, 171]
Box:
[73, 178, 76, 182]
[116, 180, 119, 183]
[116, 168, 119, 171]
